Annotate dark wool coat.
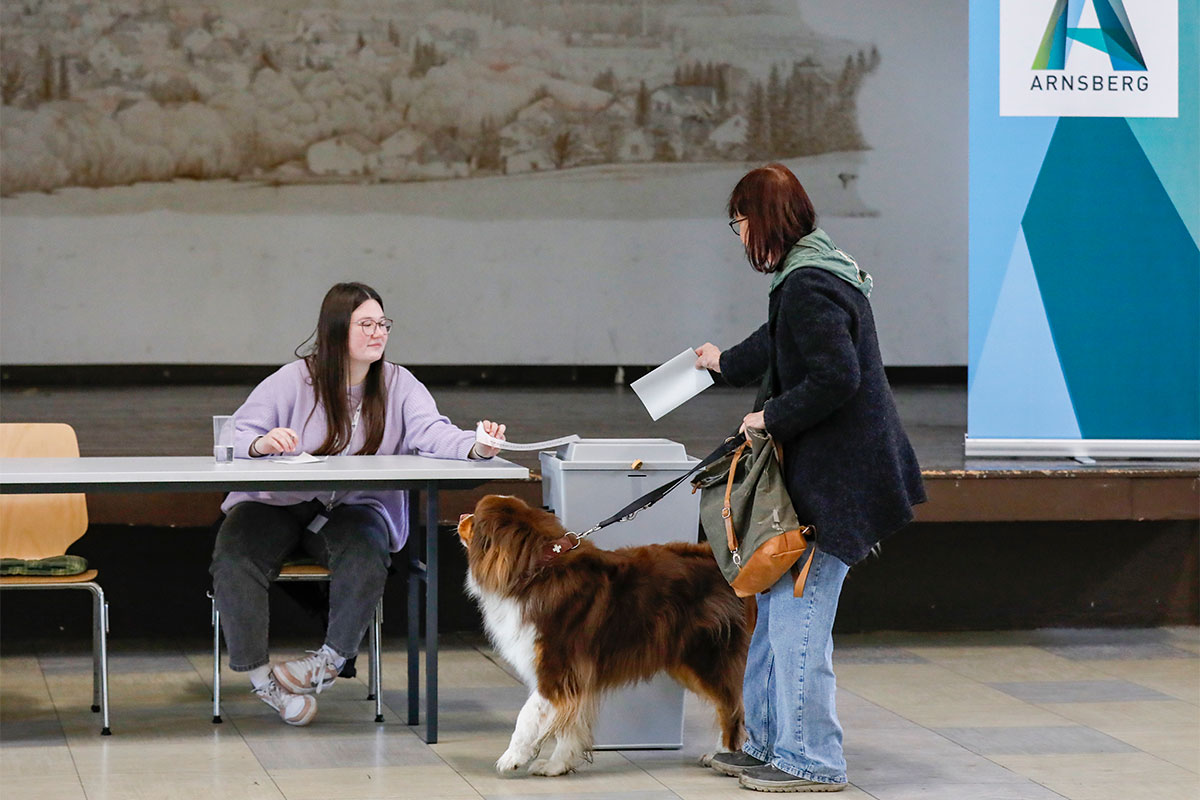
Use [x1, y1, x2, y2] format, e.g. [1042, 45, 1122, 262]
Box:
[719, 268, 926, 566]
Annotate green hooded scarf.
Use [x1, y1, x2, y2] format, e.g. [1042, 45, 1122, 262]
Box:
[769, 228, 873, 297]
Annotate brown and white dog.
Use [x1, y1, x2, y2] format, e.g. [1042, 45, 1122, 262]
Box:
[457, 494, 749, 776]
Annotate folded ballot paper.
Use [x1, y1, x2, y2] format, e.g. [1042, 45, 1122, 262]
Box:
[631, 348, 715, 421]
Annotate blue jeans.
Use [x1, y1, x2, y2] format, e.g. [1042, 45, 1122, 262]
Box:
[210, 500, 392, 672]
[741, 547, 850, 784]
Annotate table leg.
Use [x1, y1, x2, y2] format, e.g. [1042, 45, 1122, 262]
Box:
[407, 494, 420, 727]
[424, 481, 439, 744]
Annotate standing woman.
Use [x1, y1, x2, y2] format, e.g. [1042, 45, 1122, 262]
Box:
[695, 164, 925, 792]
[211, 282, 506, 726]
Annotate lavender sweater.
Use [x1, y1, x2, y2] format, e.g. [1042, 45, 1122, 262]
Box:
[221, 360, 477, 551]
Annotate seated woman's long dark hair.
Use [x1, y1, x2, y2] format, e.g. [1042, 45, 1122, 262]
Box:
[295, 282, 389, 456]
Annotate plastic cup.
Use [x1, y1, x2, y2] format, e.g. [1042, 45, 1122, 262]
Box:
[213, 415, 234, 463]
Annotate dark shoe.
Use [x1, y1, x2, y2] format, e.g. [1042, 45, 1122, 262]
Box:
[739, 764, 847, 792]
[708, 751, 767, 777]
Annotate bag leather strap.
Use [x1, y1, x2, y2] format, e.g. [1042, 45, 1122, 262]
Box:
[722, 441, 749, 555]
[791, 543, 816, 597]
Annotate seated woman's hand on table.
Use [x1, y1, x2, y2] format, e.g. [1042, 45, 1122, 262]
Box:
[249, 428, 299, 457]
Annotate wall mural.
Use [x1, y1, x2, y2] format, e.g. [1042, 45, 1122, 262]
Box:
[3, 0, 968, 369]
[0, 0, 878, 212]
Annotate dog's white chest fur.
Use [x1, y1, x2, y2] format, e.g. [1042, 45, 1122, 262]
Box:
[466, 573, 538, 688]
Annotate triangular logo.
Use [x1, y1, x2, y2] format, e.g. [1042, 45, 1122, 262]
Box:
[1032, 0, 1147, 70]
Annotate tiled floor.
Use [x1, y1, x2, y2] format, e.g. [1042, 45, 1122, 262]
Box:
[2, 628, 1196, 800]
[1, 383, 1197, 797]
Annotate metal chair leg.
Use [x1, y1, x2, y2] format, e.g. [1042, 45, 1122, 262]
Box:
[366, 619, 375, 701]
[0, 583, 111, 734]
[91, 588, 101, 713]
[209, 591, 222, 724]
[88, 583, 111, 735]
[204, 580, 384, 724]
[372, 598, 384, 722]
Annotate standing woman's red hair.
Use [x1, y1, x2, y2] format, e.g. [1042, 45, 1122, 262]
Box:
[696, 164, 925, 793]
[727, 163, 817, 272]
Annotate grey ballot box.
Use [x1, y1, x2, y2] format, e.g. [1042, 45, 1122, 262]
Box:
[539, 439, 701, 749]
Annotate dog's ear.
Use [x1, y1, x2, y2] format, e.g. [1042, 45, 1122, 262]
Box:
[457, 513, 475, 545]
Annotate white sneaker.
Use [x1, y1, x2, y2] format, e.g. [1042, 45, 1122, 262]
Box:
[254, 678, 317, 726]
[273, 648, 341, 695]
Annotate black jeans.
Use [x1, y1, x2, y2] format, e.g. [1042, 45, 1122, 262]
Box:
[210, 500, 392, 672]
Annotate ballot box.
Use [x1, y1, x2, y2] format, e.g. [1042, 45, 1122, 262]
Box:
[540, 439, 700, 749]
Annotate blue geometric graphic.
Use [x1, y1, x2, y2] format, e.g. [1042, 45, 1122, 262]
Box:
[969, 229, 1082, 438]
[970, 0, 1199, 449]
[1034, 0, 1147, 69]
[968, 1, 1058, 382]
[1128, 2, 1200, 247]
[1022, 117, 1200, 439]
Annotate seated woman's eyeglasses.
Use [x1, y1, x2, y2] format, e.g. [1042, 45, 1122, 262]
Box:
[729, 217, 747, 235]
[355, 319, 394, 334]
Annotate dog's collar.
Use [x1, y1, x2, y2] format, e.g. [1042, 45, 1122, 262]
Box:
[538, 532, 582, 566]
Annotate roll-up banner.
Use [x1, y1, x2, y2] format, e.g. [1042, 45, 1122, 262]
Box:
[968, 0, 1199, 458]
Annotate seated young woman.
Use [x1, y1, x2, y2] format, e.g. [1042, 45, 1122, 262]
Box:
[210, 281, 506, 726]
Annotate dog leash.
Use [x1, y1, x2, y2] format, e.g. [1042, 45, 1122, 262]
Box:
[540, 435, 744, 562]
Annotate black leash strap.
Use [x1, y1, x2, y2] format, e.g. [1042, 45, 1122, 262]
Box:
[539, 434, 737, 566]
[584, 434, 743, 533]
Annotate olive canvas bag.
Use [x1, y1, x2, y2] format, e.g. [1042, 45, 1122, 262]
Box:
[692, 282, 816, 597]
[692, 429, 815, 597]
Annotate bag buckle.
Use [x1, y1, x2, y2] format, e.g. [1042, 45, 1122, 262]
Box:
[731, 549, 742, 567]
[721, 507, 731, 519]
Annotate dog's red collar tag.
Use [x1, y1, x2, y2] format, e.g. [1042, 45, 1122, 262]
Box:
[539, 534, 579, 565]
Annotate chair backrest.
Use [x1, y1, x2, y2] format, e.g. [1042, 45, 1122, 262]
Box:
[0, 423, 88, 559]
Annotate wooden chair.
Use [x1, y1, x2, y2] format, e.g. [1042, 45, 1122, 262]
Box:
[209, 565, 384, 723]
[0, 423, 110, 735]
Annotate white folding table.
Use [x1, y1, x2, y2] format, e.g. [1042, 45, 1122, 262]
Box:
[0, 454, 529, 743]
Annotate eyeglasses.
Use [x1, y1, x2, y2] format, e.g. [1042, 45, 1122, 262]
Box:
[728, 217, 747, 235]
[354, 318, 393, 335]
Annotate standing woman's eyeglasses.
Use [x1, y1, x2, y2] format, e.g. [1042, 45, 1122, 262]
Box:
[729, 217, 748, 235]
[355, 319, 393, 335]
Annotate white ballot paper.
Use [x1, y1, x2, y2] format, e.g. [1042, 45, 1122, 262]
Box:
[269, 453, 327, 464]
[631, 348, 715, 421]
[475, 421, 581, 452]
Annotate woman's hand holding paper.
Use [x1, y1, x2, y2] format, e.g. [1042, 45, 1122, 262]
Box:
[694, 343, 722, 373]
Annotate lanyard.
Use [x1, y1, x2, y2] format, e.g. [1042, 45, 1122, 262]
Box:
[325, 402, 361, 511]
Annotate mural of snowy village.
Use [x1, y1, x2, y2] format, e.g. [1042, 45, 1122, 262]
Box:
[0, 0, 879, 198]
[1, 0, 974, 370]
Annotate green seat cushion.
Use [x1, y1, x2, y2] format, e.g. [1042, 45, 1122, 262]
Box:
[0, 555, 89, 576]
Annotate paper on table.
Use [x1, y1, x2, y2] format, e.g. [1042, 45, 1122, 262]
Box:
[268, 452, 328, 464]
[631, 348, 715, 421]
[475, 422, 581, 452]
